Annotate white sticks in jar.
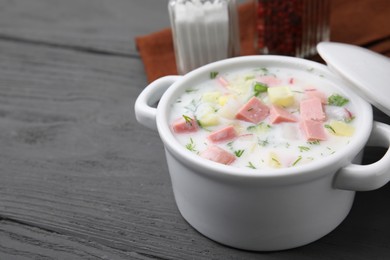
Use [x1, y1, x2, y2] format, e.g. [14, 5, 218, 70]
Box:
[169, 0, 239, 74]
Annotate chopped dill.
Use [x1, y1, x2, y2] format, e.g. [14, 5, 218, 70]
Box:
[298, 146, 310, 152]
[308, 140, 320, 145]
[234, 149, 245, 157]
[210, 71, 219, 79]
[247, 161, 256, 169]
[185, 138, 197, 152]
[325, 124, 336, 133]
[182, 115, 193, 126]
[185, 88, 198, 93]
[258, 138, 269, 147]
[292, 156, 302, 166]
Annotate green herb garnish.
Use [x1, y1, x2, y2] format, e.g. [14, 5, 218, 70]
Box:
[195, 118, 203, 128]
[234, 150, 245, 157]
[247, 122, 271, 133]
[182, 115, 193, 126]
[247, 161, 256, 169]
[185, 138, 197, 152]
[210, 71, 219, 79]
[245, 75, 255, 81]
[260, 67, 269, 74]
[254, 67, 269, 74]
[328, 94, 349, 106]
[298, 146, 310, 152]
[271, 157, 281, 167]
[325, 124, 336, 133]
[292, 156, 302, 166]
[185, 88, 198, 93]
[308, 140, 320, 145]
[184, 98, 200, 113]
[253, 82, 268, 96]
[258, 138, 269, 147]
[345, 116, 355, 123]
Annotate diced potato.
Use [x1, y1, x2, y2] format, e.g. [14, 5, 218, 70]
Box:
[228, 78, 252, 94]
[268, 86, 295, 107]
[328, 120, 355, 136]
[198, 113, 220, 127]
[218, 94, 231, 106]
[218, 94, 243, 107]
[218, 98, 241, 119]
[202, 91, 221, 103]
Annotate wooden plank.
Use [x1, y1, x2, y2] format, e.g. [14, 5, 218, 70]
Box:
[0, 0, 171, 56]
[0, 219, 141, 260]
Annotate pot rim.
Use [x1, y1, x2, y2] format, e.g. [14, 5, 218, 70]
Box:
[156, 55, 373, 183]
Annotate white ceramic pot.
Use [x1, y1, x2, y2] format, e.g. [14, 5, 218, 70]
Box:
[135, 51, 390, 251]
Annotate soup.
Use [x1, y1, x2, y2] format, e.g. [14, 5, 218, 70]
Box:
[169, 66, 356, 170]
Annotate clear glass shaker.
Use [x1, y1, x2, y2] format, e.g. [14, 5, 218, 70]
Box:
[168, 0, 240, 75]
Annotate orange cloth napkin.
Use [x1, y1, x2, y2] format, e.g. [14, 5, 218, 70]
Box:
[135, 2, 257, 83]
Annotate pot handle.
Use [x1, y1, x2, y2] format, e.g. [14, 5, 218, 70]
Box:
[135, 76, 182, 131]
[334, 121, 390, 191]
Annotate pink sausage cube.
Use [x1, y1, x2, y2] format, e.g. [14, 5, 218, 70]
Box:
[256, 75, 282, 86]
[300, 120, 327, 141]
[300, 98, 326, 121]
[305, 88, 327, 104]
[200, 145, 236, 165]
[236, 97, 270, 124]
[172, 116, 199, 133]
[208, 125, 238, 143]
[269, 105, 297, 124]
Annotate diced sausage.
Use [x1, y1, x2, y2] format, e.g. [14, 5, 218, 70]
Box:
[269, 105, 297, 124]
[256, 75, 282, 86]
[300, 98, 326, 121]
[305, 88, 327, 104]
[200, 145, 236, 165]
[208, 125, 238, 143]
[300, 120, 327, 141]
[235, 97, 270, 124]
[172, 116, 199, 133]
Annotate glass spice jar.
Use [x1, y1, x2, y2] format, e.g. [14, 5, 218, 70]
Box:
[168, 0, 240, 75]
[256, 0, 331, 58]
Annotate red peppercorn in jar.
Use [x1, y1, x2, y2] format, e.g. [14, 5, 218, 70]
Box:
[256, 0, 330, 58]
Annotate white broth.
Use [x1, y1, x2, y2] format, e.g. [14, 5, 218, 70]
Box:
[169, 66, 356, 170]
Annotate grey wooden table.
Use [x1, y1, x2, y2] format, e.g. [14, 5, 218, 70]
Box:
[0, 0, 389, 259]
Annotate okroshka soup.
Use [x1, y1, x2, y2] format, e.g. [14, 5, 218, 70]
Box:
[169, 65, 357, 170]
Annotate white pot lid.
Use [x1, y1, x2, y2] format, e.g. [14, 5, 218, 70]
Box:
[317, 42, 390, 117]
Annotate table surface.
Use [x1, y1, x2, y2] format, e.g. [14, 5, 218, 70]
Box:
[1, 0, 389, 259]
